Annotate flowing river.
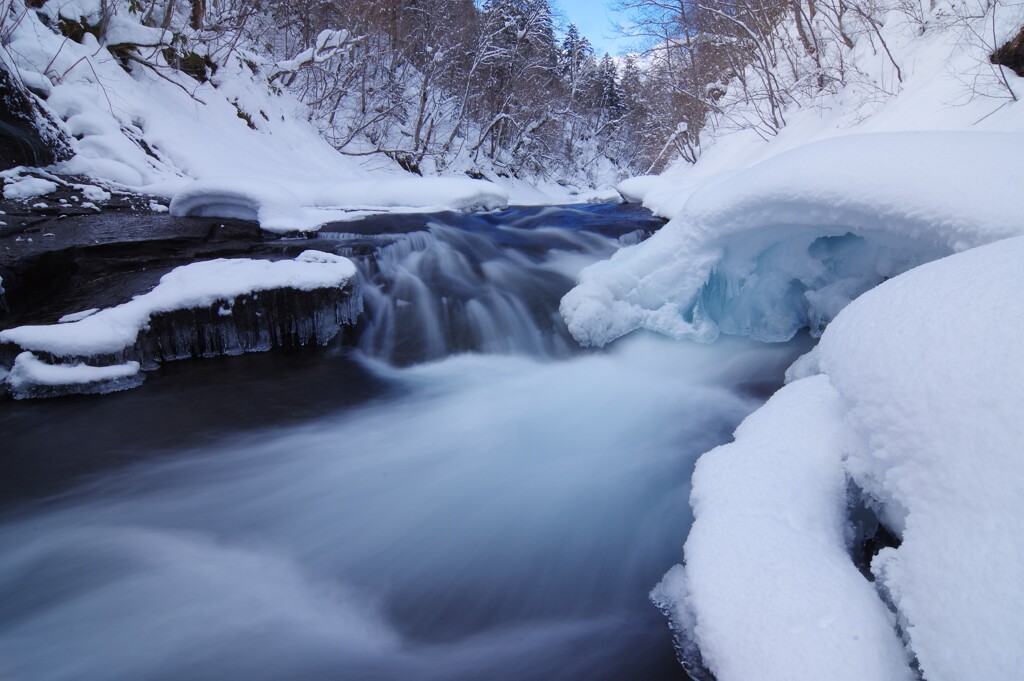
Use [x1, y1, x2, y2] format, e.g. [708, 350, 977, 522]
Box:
[0, 204, 809, 681]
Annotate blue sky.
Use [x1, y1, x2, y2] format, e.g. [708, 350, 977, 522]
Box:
[555, 0, 629, 56]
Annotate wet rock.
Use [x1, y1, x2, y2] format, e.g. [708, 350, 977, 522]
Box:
[0, 194, 364, 399]
[0, 64, 73, 170]
[1, 281, 361, 399]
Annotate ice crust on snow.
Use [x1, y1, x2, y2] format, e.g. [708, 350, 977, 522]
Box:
[0, 251, 356, 357]
[169, 177, 509, 233]
[562, 132, 1024, 347]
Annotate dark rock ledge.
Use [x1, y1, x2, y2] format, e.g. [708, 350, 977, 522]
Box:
[0, 185, 363, 399]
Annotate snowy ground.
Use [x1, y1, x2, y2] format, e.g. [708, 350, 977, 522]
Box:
[651, 238, 1024, 681]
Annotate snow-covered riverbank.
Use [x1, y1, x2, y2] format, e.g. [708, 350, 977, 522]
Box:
[555, 3, 1024, 678]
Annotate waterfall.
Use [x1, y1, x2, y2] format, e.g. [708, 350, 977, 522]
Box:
[323, 205, 662, 365]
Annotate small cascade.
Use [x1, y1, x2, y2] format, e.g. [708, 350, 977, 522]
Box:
[328, 206, 661, 365]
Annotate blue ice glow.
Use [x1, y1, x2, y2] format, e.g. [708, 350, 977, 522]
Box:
[690, 231, 947, 342]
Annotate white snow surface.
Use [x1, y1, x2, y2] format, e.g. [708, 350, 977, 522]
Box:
[656, 238, 1024, 681]
[3, 177, 59, 200]
[564, 131, 1024, 347]
[653, 374, 914, 681]
[57, 308, 100, 323]
[597, 8, 1024, 679]
[0, 251, 356, 357]
[169, 176, 509, 233]
[102, 14, 167, 47]
[566, 0, 1024, 347]
[799, 237, 1024, 681]
[0, 1, 593, 229]
[7, 352, 140, 389]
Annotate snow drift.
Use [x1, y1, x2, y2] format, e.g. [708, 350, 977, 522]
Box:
[562, 132, 1024, 347]
[169, 177, 509, 233]
[656, 236, 1024, 681]
[791, 237, 1024, 681]
[652, 374, 914, 681]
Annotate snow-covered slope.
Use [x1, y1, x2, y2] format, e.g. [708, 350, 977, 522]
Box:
[1, 0, 518, 230]
[562, 0, 1024, 346]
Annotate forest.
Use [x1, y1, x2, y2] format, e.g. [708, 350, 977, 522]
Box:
[65, 0, 960, 185]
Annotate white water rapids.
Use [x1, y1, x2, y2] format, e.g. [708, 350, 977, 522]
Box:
[0, 205, 808, 680]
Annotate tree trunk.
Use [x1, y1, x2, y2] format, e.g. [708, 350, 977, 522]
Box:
[190, 0, 205, 30]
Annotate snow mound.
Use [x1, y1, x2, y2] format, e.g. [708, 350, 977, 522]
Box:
[3, 176, 58, 200]
[6, 352, 142, 399]
[0, 251, 356, 357]
[562, 132, 1024, 346]
[170, 177, 508, 233]
[168, 178, 316, 233]
[653, 375, 914, 681]
[803, 236, 1024, 681]
[101, 14, 167, 48]
[662, 236, 1024, 681]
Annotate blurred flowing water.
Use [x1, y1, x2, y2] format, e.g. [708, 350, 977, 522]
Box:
[0, 204, 808, 681]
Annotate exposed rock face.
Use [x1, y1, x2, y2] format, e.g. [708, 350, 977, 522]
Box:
[136, 285, 360, 365]
[992, 26, 1024, 76]
[0, 64, 73, 170]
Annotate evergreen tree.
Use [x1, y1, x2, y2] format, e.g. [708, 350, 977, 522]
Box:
[597, 53, 624, 122]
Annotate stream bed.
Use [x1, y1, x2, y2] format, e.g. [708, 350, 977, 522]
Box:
[0, 204, 809, 681]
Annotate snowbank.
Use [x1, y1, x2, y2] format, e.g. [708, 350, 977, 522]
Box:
[653, 374, 914, 681]
[562, 132, 1024, 347]
[2, 176, 59, 200]
[167, 179, 317, 233]
[169, 176, 509, 233]
[794, 236, 1024, 681]
[656, 237, 1024, 681]
[1, 251, 356, 357]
